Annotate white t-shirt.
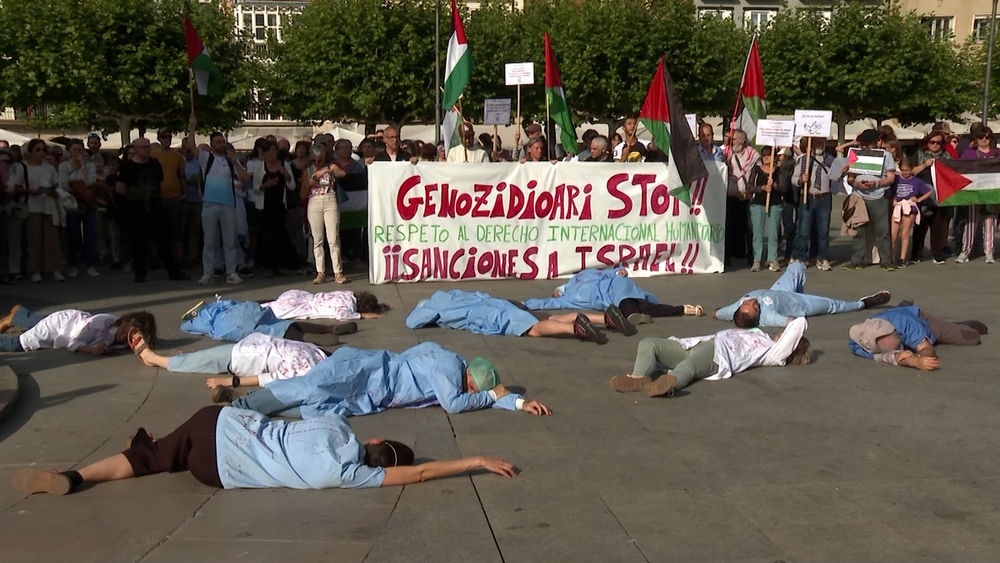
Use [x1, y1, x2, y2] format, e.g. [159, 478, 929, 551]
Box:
[265, 289, 361, 320]
[229, 333, 327, 386]
[613, 139, 650, 160]
[446, 146, 488, 163]
[19, 310, 118, 352]
[199, 150, 239, 206]
[670, 317, 808, 380]
[8, 162, 60, 214]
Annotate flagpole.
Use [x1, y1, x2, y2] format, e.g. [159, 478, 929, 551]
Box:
[435, 0, 441, 146]
[728, 33, 757, 157]
[545, 88, 551, 159]
[189, 69, 196, 119]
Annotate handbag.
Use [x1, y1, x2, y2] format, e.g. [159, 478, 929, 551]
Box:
[70, 179, 95, 206]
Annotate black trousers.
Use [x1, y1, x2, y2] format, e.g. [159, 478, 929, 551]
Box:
[725, 196, 751, 264]
[258, 205, 299, 270]
[122, 406, 223, 488]
[127, 198, 178, 278]
[619, 298, 684, 318]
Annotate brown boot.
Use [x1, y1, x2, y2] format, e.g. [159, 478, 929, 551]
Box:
[609, 374, 651, 393]
[958, 320, 989, 335]
[11, 469, 73, 496]
[644, 374, 678, 398]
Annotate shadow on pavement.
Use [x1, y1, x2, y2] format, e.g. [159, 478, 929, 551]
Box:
[0, 374, 117, 444]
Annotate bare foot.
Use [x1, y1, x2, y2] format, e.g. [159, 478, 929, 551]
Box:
[206, 376, 230, 389]
[137, 347, 157, 367]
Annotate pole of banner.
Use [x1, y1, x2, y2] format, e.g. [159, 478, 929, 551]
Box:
[984, 0, 998, 124]
[493, 124, 499, 160]
[765, 142, 775, 214]
[803, 136, 812, 204]
[515, 84, 522, 150]
[458, 98, 468, 162]
[545, 88, 551, 158]
[434, 0, 441, 145]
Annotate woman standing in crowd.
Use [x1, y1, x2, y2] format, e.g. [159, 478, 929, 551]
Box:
[747, 147, 785, 272]
[725, 129, 759, 268]
[249, 139, 298, 277]
[287, 140, 312, 267]
[181, 139, 202, 268]
[302, 144, 347, 285]
[910, 131, 953, 264]
[10, 139, 63, 283]
[60, 139, 99, 278]
[957, 127, 998, 264]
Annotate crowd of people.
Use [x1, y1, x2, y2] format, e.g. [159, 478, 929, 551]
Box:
[3, 115, 995, 286]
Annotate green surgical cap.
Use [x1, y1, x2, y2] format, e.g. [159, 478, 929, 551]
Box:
[468, 357, 500, 391]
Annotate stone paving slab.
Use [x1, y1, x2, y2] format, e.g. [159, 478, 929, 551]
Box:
[0, 223, 998, 562]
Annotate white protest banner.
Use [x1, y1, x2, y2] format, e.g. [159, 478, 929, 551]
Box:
[686, 114, 698, 138]
[367, 162, 727, 283]
[505, 62, 534, 86]
[794, 110, 833, 138]
[483, 99, 511, 125]
[755, 119, 796, 147]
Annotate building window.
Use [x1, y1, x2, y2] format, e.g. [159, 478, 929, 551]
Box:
[699, 8, 733, 21]
[922, 16, 954, 40]
[237, 4, 295, 44]
[974, 16, 995, 42]
[745, 10, 776, 31]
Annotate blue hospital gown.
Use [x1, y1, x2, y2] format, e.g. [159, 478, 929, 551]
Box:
[523, 267, 659, 311]
[405, 290, 539, 337]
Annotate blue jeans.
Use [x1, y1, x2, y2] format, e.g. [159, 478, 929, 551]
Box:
[11, 307, 45, 330]
[231, 388, 301, 418]
[166, 344, 235, 374]
[201, 202, 238, 277]
[749, 203, 783, 262]
[794, 195, 832, 261]
[67, 208, 97, 268]
[770, 262, 863, 317]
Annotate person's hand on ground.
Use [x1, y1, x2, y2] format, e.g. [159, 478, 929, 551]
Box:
[206, 377, 229, 389]
[478, 457, 517, 478]
[522, 400, 552, 416]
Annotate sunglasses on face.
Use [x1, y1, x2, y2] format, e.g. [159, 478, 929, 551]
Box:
[927, 140, 941, 146]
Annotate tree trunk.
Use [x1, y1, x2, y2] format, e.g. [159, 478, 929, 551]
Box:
[836, 111, 848, 146]
[118, 117, 133, 147]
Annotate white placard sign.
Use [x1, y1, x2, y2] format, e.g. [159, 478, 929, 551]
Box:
[755, 119, 796, 147]
[505, 62, 535, 86]
[794, 110, 833, 138]
[483, 99, 512, 125]
[685, 114, 698, 138]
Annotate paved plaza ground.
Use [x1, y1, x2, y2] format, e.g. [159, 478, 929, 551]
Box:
[1, 225, 999, 563]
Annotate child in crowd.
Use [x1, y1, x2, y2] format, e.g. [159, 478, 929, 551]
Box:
[891, 158, 933, 268]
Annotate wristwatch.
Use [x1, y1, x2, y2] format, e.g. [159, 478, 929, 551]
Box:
[232, 376, 240, 388]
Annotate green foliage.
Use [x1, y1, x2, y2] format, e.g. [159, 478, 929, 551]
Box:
[267, 0, 437, 126]
[0, 0, 257, 140]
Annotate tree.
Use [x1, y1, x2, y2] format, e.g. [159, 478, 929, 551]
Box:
[268, 0, 437, 128]
[0, 0, 257, 143]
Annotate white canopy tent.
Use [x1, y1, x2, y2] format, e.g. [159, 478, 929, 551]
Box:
[0, 128, 44, 146]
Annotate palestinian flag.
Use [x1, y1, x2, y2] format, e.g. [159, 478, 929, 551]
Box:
[545, 33, 577, 155]
[931, 158, 1000, 206]
[847, 148, 886, 175]
[639, 57, 708, 206]
[442, 0, 471, 155]
[185, 16, 223, 97]
[730, 33, 766, 146]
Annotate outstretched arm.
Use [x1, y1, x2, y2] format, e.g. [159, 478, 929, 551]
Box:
[381, 456, 516, 487]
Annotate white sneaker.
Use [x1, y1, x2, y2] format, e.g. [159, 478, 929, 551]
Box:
[226, 273, 243, 285]
[768, 260, 781, 272]
[31, 273, 42, 283]
[955, 253, 970, 264]
[52, 271, 65, 282]
[87, 267, 100, 277]
[67, 267, 78, 278]
[123, 262, 132, 273]
[198, 275, 214, 285]
[986, 254, 996, 264]
[817, 260, 831, 271]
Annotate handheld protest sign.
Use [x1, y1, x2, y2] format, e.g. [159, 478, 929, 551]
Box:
[847, 148, 886, 176]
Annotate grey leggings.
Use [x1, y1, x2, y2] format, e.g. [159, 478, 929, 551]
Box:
[632, 338, 718, 391]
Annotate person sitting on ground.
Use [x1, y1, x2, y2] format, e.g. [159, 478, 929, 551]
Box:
[0, 305, 155, 356]
[213, 341, 552, 419]
[132, 332, 329, 390]
[179, 298, 356, 345]
[10, 405, 516, 496]
[714, 261, 891, 328]
[848, 303, 988, 371]
[523, 267, 703, 324]
[405, 289, 637, 345]
[610, 317, 813, 398]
